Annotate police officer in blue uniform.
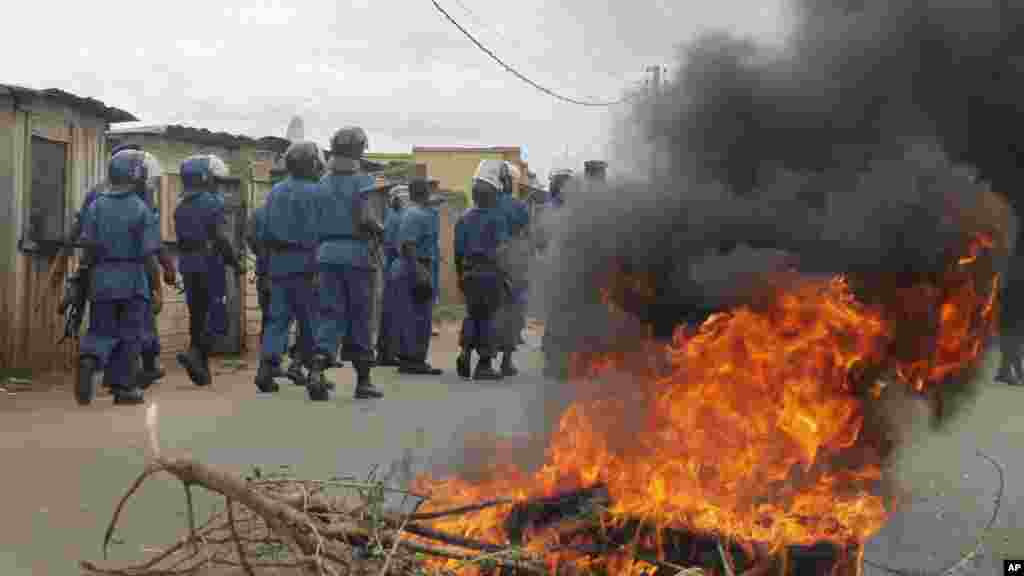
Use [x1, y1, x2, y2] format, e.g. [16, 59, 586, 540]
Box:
[254, 141, 324, 393]
[454, 161, 508, 380]
[78, 150, 166, 405]
[395, 178, 444, 375]
[494, 162, 531, 376]
[306, 127, 385, 401]
[173, 154, 243, 387]
[68, 143, 175, 395]
[376, 188, 406, 367]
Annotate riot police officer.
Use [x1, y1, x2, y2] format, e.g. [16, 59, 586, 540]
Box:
[494, 161, 530, 376]
[306, 127, 385, 401]
[540, 168, 576, 379]
[377, 188, 407, 366]
[173, 154, 243, 387]
[254, 141, 324, 393]
[455, 162, 508, 380]
[395, 178, 443, 375]
[78, 150, 166, 405]
[68, 143, 175, 396]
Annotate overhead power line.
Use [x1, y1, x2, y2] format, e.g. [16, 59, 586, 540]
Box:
[429, 0, 636, 107]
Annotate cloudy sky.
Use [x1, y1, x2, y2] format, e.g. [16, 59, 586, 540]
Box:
[3, 0, 789, 179]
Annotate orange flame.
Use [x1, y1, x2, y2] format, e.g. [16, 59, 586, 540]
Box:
[411, 234, 998, 574]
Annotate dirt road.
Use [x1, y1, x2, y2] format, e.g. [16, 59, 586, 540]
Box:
[0, 326, 1020, 575]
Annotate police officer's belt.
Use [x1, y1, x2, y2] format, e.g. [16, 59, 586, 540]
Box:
[177, 239, 212, 252]
[264, 239, 309, 252]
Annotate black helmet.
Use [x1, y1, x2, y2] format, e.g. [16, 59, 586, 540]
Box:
[328, 127, 368, 173]
[329, 126, 368, 158]
[284, 141, 325, 180]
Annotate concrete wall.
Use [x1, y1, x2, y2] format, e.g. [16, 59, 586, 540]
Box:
[0, 94, 108, 371]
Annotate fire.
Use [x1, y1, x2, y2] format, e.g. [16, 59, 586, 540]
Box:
[411, 234, 997, 574]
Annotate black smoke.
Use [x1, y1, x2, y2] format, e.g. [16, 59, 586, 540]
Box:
[542, 0, 1021, 357]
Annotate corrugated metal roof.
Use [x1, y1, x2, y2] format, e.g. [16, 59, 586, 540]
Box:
[0, 83, 136, 122]
[107, 123, 290, 152]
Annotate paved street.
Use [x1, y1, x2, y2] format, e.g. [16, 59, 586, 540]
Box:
[0, 326, 1019, 575]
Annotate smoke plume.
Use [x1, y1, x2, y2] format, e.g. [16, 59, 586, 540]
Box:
[545, 0, 1021, 357]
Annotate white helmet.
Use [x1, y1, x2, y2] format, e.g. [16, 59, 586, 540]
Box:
[473, 159, 505, 191]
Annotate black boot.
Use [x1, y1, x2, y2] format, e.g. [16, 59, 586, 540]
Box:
[285, 360, 307, 386]
[113, 386, 145, 405]
[114, 358, 145, 405]
[76, 356, 98, 406]
[473, 356, 503, 381]
[354, 361, 384, 399]
[501, 352, 519, 377]
[177, 347, 210, 387]
[137, 354, 165, 390]
[254, 360, 280, 393]
[307, 354, 331, 402]
[398, 357, 443, 375]
[456, 348, 472, 380]
[377, 351, 399, 367]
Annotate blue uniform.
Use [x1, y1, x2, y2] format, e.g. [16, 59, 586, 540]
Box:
[312, 171, 377, 363]
[379, 205, 405, 358]
[495, 192, 530, 350]
[394, 204, 439, 362]
[139, 206, 162, 362]
[206, 192, 229, 338]
[257, 176, 320, 367]
[79, 189, 160, 391]
[455, 207, 507, 356]
[428, 205, 441, 304]
[75, 184, 107, 362]
[174, 188, 230, 358]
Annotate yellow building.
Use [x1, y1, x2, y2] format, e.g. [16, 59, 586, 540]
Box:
[413, 146, 528, 204]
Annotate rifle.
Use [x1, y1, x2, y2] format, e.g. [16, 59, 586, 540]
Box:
[58, 265, 90, 344]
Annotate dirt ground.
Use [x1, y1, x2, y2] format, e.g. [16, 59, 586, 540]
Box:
[0, 323, 1020, 575]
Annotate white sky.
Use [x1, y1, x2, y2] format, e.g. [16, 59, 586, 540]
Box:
[2, 0, 789, 180]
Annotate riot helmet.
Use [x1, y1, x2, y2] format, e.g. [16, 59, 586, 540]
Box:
[328, 126, 367, 173]
[473, 159, 505, 191]
[549, 168, 574, 201]
[502, 161, 520, 196]
[389, 185, 408, 211]
[180, 154, 230, 190]
[108, 149, 163, 196]
[284, 140, 325, 180]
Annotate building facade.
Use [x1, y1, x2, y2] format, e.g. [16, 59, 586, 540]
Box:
[0, 84, 136, 372]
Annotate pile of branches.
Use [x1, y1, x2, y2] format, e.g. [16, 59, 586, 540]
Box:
[73, 453, 802, 576]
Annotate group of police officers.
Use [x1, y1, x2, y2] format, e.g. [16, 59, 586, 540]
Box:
[69, 126, 554, 405]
